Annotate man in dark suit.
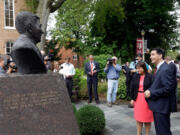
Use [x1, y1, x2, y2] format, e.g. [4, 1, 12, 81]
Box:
[144, 48, 177, 135]
[85, 55, 100, 104]
[165, 56, 178, 113]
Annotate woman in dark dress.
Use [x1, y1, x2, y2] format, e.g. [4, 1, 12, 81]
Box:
[130, 62, 153, 135]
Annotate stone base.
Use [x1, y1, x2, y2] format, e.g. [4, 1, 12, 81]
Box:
[0, 73, 80, 135]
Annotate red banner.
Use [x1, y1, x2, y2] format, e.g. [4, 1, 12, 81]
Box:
[136, 38, 143, 54]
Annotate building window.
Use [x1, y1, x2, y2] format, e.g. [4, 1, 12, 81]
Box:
[5, 41, 13, 55]
[4, 0, 15, 28]
[73, 55, 78, 61]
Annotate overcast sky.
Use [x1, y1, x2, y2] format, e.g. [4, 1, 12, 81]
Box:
[46, 12, 57, 40]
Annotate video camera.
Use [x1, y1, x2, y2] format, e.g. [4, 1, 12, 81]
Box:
[122, 65, 126, 70]
[107, 58, 113, 65]
[9, 63, 17, 70]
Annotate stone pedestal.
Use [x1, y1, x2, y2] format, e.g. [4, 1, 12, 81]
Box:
[0, 73, 80, 135]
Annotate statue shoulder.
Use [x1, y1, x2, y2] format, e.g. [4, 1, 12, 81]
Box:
[13, 35, 34, 51]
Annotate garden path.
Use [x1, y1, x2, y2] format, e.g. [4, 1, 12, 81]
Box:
[75, 101, 180, 135]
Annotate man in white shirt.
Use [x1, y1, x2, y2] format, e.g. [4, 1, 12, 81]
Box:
[59, 57, 75, 100]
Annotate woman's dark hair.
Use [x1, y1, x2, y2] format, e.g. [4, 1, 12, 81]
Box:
[151, 48, 165, 59]
[136, 62, 148, 73]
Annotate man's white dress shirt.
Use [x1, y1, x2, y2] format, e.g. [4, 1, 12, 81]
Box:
[59, 63, 75, 79]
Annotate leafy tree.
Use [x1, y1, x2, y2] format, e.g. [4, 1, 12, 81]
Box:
[91, 0, 179, 63]
[90, 0, 125, 57]
[166, 50, 180, 60]
[44, 39, 61, 61]
[52, 0, 94, 66]
[24, 0, 66, 50]
[24, 0, 39, 13]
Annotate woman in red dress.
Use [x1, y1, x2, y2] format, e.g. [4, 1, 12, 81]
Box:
[130, 62, 153, 135]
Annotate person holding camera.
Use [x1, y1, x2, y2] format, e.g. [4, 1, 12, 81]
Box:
[130, 53, 152, 73]
[104, 56, 122, 107]
[122, 62, 132, 98]
[7, 61, 17, 74]
[0, 55, 16, 75]
[59, 57, 75, 100]
[85, 55, 100, 104]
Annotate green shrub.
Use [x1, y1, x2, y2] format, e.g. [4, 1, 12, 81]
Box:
[76, 105, 106, 135]
[98, 81, 107, 96]
[73, 68, 88, 98]
[72, 103, 77, 114]
[117, 73, 129, 100]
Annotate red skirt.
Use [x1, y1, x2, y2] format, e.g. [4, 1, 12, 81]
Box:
[134, 75, 154, 122]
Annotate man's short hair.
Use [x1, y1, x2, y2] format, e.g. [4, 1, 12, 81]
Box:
[65, 57, 71, 61]
[112, 56, 118, 60]
[151, 48, 165, 59]
[165, 56, 171, 61]
[89, 55, 93, 58]
[15, 12, 40, 34]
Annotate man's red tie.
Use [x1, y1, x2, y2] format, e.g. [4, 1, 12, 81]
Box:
[91, 63, 93, 75]
[154, 67, 157, 76]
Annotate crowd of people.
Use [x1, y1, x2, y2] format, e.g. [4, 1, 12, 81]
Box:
[124, 48, 180, 135]
[0, 55, 17, 75]
[0, 48, 180, 135]
[56, 48, 180, 135]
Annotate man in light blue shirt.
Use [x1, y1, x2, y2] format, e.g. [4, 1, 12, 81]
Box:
[129, 53, 151, 73]
[104, 56, 121, 107]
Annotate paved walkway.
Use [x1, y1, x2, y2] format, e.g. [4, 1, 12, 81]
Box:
[75, 101, 180, 135]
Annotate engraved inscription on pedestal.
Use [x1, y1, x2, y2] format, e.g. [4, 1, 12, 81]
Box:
[0, 73, 80, 135]
[2, 91, 61, 111]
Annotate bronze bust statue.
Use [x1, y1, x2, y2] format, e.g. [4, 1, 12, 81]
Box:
[11, 12, 47, 74]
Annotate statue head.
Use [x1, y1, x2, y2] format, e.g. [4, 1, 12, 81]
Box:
[15, 11, 43, 43]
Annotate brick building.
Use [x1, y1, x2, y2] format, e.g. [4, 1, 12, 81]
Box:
[0, 0, 28, 55]
[58, 46, 84, 68]
[0, 0, 84, 68]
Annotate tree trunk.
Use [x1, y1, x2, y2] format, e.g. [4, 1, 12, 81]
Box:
[35, 0, 66, 50]
[36, 0, 50, 50]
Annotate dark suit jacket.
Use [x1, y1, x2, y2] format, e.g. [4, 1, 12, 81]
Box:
[85, 61, 100, 77]
[168, 62, 177, 112]
[130, 73, 153, 101]
[123, 66, 131, 85]
[148, 62, 177, 114]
